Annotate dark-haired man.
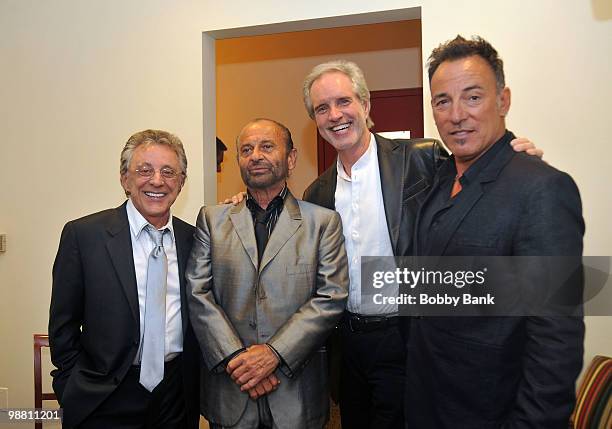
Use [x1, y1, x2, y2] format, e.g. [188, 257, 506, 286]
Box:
[405, 35, 584, 428]
[301, 59, 542, 429]
[49, 130, 200, 428]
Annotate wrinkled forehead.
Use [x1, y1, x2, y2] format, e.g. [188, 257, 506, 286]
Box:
[238, 121, 283, 146]
[130, 142, 180, 167]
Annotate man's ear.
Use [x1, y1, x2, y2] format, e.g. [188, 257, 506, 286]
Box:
[498, 87, 511, 117]
[362, 98, 371, 116]
[178, 174, 186, 192]
[120, 173, 129, 196]
[287, 148, 298, 175]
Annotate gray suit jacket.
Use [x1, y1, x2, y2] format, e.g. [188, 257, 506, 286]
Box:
[186, 192, 349, 428]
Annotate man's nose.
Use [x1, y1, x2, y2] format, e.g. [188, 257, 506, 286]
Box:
[328, 105, 342, 121]
[450, 102, 468, 124]
[252, 146, 265, 159]
[148, 170, 165, 185]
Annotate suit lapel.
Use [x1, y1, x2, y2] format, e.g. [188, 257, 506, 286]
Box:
[427, 140, 516, 256]
[314, 164, 338, 210]
[428, 181, 484, 256]
[230, 201, 258, 269]
[259, 193, 302, 272]
[105, 203, 139, 323]
[376, 134, 404, 254]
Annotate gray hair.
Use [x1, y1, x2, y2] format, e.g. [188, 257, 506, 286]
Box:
[302, 60, 374, 129]
[120, 129, 188, 177]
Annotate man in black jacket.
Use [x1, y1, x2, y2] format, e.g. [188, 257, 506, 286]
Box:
[406, 35, 584, 428]
[49, 130, 200, 428]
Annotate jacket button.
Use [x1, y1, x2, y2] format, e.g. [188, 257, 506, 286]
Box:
[249, 321, 256, 329]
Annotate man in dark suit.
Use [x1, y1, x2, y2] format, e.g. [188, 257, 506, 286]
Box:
[301, 60, 539, 429]
[406, 35, 585, 428]
[49, 129, 200, 428]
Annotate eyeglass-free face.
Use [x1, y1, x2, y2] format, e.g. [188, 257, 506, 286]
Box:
[120, 143, 185, 229]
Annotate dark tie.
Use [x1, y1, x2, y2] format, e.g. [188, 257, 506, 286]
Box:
[254, 211, 269, 264]
[139, 226, 168, 392]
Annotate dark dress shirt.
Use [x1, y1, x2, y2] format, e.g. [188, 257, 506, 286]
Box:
[246, 185, 288, 264]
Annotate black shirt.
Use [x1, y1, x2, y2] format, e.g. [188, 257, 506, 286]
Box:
[246, 185, 289, 264]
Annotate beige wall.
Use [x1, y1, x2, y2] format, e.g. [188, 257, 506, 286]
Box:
[0, 0, 610, 415]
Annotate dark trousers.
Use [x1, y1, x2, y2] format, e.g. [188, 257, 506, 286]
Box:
[338, 319, 406, 429]
[77, 356, 188, 429]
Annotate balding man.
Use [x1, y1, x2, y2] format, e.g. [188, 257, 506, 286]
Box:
[187, 119, 349, 429]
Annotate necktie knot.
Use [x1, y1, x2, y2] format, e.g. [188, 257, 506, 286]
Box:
[145, 225, 166, 247]
[145, 226, 168, 259]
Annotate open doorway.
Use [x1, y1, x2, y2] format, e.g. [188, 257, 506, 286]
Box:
[202, 7, 422, 204]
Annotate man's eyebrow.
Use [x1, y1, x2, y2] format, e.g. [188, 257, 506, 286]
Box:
[463, 85, 483, 92]
[432, 92, 449, 101]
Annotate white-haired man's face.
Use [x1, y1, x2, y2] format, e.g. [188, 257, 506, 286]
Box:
[309, 71, 370, 157]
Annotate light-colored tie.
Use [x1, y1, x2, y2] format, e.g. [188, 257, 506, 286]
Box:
[139, 225, 168, 392]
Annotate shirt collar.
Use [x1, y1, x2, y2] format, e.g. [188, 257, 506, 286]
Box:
[126, 198, 175, 243]
[246, 184, 288, 213]
[336, 133, 377, 181]
[438, 129, 513, 186]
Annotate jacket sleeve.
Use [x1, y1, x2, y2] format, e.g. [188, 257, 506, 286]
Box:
[186, 207, 245, 371]
[267, 211, 349, 376]
[48, 221, 84, 403]
[504, 170, 585, 428]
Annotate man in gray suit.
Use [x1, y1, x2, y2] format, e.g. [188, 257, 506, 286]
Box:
[187, 118, 349, 429]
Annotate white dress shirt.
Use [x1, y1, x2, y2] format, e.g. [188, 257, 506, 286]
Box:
[335, 133, 397, 315]
[126, 199, 183, 363]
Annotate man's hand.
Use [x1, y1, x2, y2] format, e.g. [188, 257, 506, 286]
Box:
[226, 344, 280, 391]
[219, 191, 247, 205]
[247, 373, 281, 400]
[510, 137, 544, 159]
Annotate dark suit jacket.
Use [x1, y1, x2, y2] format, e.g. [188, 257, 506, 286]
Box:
[49, 202, 199, 428]
[407, 132, 585, 428]
[303, 134, 448, 400]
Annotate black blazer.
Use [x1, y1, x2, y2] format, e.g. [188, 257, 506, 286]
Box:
[303, 134, 447, 257]
[49, 202, 199, 428]
[407, 133, 585, 428]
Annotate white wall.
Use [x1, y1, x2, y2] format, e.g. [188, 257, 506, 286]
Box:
[1, 0, 610, 413]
